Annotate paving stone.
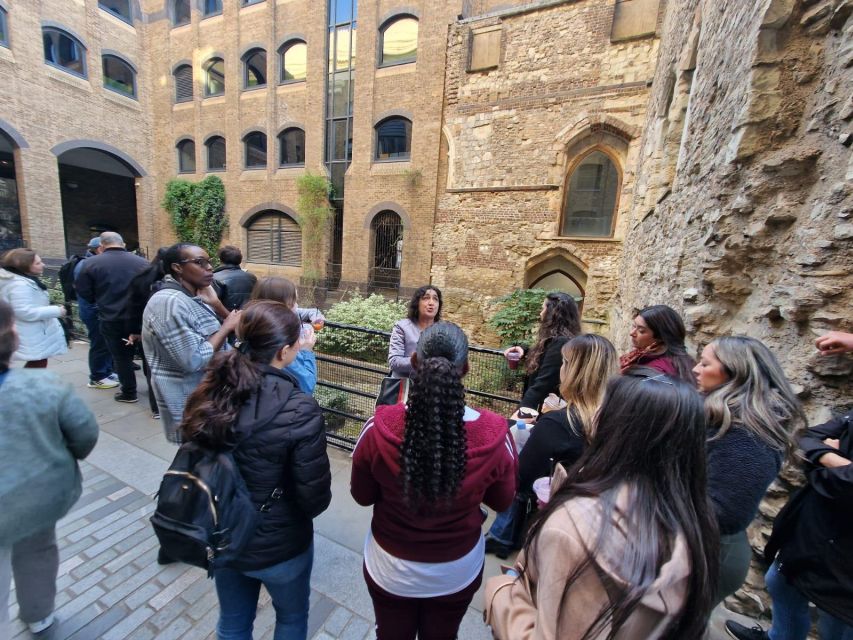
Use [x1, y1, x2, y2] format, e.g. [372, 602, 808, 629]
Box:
[126, 622, 157, 640]
[307, 593, 337, 639]
[131, 545, 160, 570]
[178, 573, 215, 605]
[144, 596, 187, 631]
[66, 508, 125, 543]
[339, 615, 373, 640]
[85, 490, 147, 522]
[99, 562, 163, 607]
[124, 581, 162, 610]
[56, 554, 86, 578]
[103, 533, 159, 573]
[149, 567, 204, 610]
[54, 584, 106, 624]
[70, 547, 119, 580]
[67, 603, 130, 639]
[323, 605, 353, 636]
[178, 603, 220, 640]
[312, 633, 337, 640]
[68, 568, 108, 596]
[155, 562, 196, 586]
[113, 527, 157, 556]
[59, 535, 98, 562]
[92, 505, 154, 542]
[152, 614, 193, 640]
[106, 486, 135, 501]
[81, 519, 145, 558]
[60, 497, 110, 524]
[100, 605, 156, 640]
[186, 589, 219, 621]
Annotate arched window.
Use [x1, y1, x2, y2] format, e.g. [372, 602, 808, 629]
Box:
[205, 136, 226, 171]
[375, 117, 412, 161]
[243, 131, 266, 168]
[0, 8, 9, 48]
[43, 28, 86, 77]
[279, 40, 307, 83]
[174, 64, 193, 102]
[102, 55, 136, 98]
[203, 0, 222, 16]
[98, 0, 132, 23]
[379, 16, 417, 66]
[242, 48, 267, 89]
[278, 128, 305, 166]
[561, 150, 620, 237]
[245, 210, 302, 266]
[176, 139, 195, 173]
[204, 57, 225, 96]
[370, 211, 403, 289]
[172, 0, 191, 26]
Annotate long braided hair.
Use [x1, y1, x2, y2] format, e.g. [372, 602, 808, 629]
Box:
[399, 322, 469, 510]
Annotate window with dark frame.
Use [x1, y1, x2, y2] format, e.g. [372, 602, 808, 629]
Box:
[206, 136, 226, 171]
[245, 211, 302, 266]
[279, 128, 305, 166]
[177, 139, 196, 173]
[204, 57, 225, 96]
[98, 0, 132, 23]
[243, 132, 267, 168]
[379, 16, 417, 67]
[241, 0, 265, 6]
[242, 48, 267, 89]
[375, 117, 411, 161]
[561, 150, 620, 237]
[203, 0, 222, 16]
[0, 8, 8, 48]
[279, 40, 307, 83]
[172, 0, 191, 26]
[174, 64, 193, 102]
[43, 28, 87, 77]
[102, 54, 136, 98]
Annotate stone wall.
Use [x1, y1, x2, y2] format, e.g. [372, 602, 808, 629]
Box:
[618, 0, 853, 614]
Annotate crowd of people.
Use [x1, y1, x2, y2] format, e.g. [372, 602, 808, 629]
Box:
[0, 234, 850, 640]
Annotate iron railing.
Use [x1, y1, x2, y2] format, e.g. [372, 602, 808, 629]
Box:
[314, 321, 524, 450]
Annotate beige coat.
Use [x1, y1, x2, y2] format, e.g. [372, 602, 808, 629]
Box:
[483, 491, 691, 640]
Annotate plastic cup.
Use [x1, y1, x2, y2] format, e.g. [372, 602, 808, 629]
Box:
[506, 351, 521, 370]
[311, 318, 324, 331]
[532, 477, 551, 509]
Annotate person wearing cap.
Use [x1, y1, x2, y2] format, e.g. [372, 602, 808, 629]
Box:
[74, 238, 117, 389]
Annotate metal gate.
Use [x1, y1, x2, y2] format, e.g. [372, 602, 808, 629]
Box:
[369, 210, 402, 290]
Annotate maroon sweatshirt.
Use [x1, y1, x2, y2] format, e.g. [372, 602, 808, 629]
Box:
[351, 404, 518, 563]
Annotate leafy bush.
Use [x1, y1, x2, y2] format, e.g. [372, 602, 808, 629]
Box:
[487, 288, 548, 347]
[296, 173, 333, 280]
[162, 175, 227, 262]
[315, 386, 349, 431]
[316, 292, 406, 364]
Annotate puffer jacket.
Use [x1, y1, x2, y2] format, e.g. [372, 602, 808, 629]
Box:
[0, 269, 67, 361]
[225, 365, 332, 571]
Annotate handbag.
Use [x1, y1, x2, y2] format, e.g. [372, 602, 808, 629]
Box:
[375, 376, 410, 409]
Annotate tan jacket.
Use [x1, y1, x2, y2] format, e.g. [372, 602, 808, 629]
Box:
[483, 491, 691, 640]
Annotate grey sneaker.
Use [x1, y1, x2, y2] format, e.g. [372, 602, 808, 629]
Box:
[88, 377, 119, 389]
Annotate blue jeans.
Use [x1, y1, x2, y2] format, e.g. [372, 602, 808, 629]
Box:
[487, 506, 516, 546]
[214, 543, 313, 640]
[78, 300, 112, 381]
[767, 560, 853, 640]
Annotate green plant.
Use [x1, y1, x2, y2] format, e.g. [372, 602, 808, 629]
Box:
[161, 175, 227, 261]
[315, 386, 349, 431]
[487, 288, 549, 347]
[296, 173, 333, 280]
[316, 292, 407, 364]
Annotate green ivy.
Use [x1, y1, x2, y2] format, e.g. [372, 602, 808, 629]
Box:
[296, 173, 333, 281]
[487, 288, 549, 347]
[162, 176, 227, 261]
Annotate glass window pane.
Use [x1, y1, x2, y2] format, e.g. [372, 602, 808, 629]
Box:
[0, 10, 6, 46]
[381, 17, 417, 66]
[281, 42, 307, 82]
[99, 0, 132, 22]
[245, 133, 267, 168]
[335, 27, 351, 71]
[334, 0, 351, 24]
[244, 50, 267, 88]
[207, 137, 226, 170]
[561, 151, 619, 237]
[173, 0, 191, 25]
[43, 30, 86, 76]
[375, 118, 411, 160]
[331, 72, 350, 117]
[280, 129, 305, 165]
[329, 162, 346, 199]
[203, 0, 222, 15]
[332, 120, 347, 161]
[178, 140, 195, 173]
[205, 59, 225, 95]
[103, 56, 135, 97]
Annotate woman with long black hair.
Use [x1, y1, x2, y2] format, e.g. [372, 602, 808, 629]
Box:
[620, 304, 696, 384]
[180, 301, 331, 640]
[352, 322, 517, 640]
[485, 375, 720, 639]
[387, 285, 442, 378]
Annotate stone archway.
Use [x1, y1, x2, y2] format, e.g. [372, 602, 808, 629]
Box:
[525, 248, 588, 305]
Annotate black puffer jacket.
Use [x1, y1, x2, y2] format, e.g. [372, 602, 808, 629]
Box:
[212, 264, 257, 311]
[228, 365, 331, 571]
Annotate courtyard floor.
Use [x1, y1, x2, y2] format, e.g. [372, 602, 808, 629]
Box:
[4, 343, 754, 639]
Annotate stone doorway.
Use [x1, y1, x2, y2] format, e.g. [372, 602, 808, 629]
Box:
[525, 250, 587, 308]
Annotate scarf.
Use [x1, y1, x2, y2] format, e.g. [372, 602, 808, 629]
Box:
[619, 342, 664, 374]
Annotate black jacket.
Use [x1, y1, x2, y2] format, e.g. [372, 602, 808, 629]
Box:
[519, 406, 586, 493]
[227, 366, 331, 571]
[765, 411, 853, 624]
[212, 264, 257, 311]
[74, 248, 149, 324]
[520, 336, 571, 411]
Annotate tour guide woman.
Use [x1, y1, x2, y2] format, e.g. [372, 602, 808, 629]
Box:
[620, 304, 695, 384]
[179, 301, 331, 640]
[387, 285, 442, 378]
[353, 322, 518, 639]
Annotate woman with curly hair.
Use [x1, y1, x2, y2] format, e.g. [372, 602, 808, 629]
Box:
[504, 292, 581, 415]
[387, 285, 441, 378]
[352, 322, 517, 639]
[620, 304, 695, 384]
[692, 336, 805, 605]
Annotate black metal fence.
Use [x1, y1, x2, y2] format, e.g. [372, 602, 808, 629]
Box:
[315, 321, 524, 451]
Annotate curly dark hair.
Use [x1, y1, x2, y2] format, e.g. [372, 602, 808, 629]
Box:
[526, 292, 581, 373]
[400, 322, 468, 510]
[406, 285, 442, 323]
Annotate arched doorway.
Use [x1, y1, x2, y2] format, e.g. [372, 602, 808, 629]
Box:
[525, 250, 587, 308]
[0, 129, 24, 252]
[54, 144, 142, 256]
[369, 210, 403, 290]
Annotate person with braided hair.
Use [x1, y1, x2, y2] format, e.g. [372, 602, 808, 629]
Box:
[351, 321, 518, 640]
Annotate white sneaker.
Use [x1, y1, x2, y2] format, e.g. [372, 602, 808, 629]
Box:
[107, 373, 119, 381]
[87, 377, 119, 389]
[28, 613, 54, 634]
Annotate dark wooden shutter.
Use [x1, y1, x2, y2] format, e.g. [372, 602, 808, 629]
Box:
[247, 212, 302, 265]
[175, 65, 193, 102]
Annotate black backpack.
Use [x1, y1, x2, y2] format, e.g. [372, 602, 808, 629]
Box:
[150, 441, 281, 576]
[58, 255, 83, 302]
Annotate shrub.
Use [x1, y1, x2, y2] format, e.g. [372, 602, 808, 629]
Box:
[162, 175, 227, 263]
[317, 292, 406, 364]
[487, 288, 549, 347]
[315, 386, 349, 431]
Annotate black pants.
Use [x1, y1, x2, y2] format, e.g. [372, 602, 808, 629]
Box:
[100, 320, 137, 396]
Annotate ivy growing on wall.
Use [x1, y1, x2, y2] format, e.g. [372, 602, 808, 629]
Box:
[161, 175, 227, 261]
[296, 172, 333, 281]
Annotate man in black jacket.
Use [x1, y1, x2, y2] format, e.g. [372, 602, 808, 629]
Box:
[212, 245, 257, 311]
[75, 232, 149, 403]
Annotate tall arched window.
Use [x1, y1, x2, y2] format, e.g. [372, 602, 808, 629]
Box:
[176, 139, 195, 173]
[204, 57, 225, 96]
[102, 54, 136, 98]
[0, 8, 9, 48]
[243, 131, 267, 168]
[370, 211, 403, 289]
[278, 128, 305, 166]
[245, 210, 302, 266]
[99, 1, 132, 23]
[379, 16, 418, 66]
[375, 117, 412, 161]
[172, 0, 191, 26]
[43, 28, 87, 77]
[174, 64, 193, 102]
[205, 136, 226, 171]
[561, 150, 620, 237]
[242, 48, 267, 89]
[279, 40, 307, 83]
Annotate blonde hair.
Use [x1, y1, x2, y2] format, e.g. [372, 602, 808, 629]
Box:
[704, 336, 806, 453]
[558, 334, 619, 440]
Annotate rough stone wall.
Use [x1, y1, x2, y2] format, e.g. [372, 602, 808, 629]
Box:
[435, 0, 659, 344]
[618, 0, 853, 614]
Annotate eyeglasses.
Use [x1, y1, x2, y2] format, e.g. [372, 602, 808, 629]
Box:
[179, 258, 213, 269]
[642, 374, 674, 385]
